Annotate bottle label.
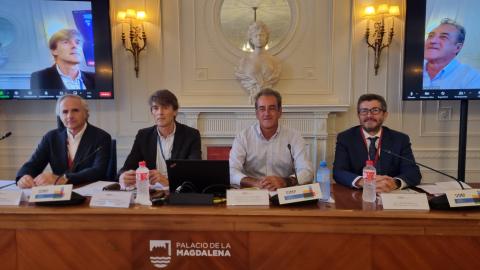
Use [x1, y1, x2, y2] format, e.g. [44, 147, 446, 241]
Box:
[137, 172, 148, 181]
[363, 170, 376, 182]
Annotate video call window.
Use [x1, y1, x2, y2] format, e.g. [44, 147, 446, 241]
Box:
[0, 0, 113, 100]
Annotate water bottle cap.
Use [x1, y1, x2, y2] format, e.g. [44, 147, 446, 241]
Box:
[139, 161, 146, 167]
[366, 160, 374, 166]
[320, 161, 327, 167]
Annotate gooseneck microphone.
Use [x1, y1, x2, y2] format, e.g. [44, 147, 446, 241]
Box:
[54, 146, 104, 184]
[0, 131, 12, 141]
[381, 148, 465, 189]
[287, 144, 299, 184]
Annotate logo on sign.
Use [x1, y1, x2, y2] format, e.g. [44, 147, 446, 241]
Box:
[150, 240, 171, 268]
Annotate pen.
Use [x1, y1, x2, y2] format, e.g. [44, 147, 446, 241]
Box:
[0, 182, 17, 189]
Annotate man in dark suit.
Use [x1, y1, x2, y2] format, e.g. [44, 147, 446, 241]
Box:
[118, 89, 202, 188]
[16, 94, 111, 188]
[30, 29, 95, 90]
[333, 94, 421, 192]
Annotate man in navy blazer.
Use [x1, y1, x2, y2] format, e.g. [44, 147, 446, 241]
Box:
[118, 90, 201, 188]
[16, 94, 111, 188]
[30, 29, 95, 90]
[333, 94, 421, 192]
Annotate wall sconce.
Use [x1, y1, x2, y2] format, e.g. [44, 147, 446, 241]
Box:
[363, 4, 400, 75]
[117, 9, 147, 78]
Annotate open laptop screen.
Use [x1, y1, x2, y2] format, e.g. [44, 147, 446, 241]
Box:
[166, 160, 230, 194]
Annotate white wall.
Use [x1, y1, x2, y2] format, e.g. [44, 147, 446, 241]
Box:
[0, 0, 478, 183]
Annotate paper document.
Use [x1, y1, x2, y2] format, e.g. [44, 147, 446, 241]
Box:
[417, 181, 472, 195]
[74, 181, 117, 196]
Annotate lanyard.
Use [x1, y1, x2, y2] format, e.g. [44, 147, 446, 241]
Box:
[360, 128, 382, 164]
[156, 134, 167, 161]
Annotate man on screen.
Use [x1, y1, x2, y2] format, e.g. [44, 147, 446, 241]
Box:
[30, 29, 95, 90]
[118, 89, 202, 188]
[229, 88, 313, 191]
[424, 18, 480, 89]
[16, 94, 111, 188]
[333, 94, 421, 192]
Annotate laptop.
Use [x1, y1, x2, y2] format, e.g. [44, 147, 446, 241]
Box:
[166, 160, 230, 195]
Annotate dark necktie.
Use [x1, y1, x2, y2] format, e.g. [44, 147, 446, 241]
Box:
[368, 137, 378, 161]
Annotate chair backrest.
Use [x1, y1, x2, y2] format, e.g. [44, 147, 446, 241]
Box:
[106, 139, 117, 181]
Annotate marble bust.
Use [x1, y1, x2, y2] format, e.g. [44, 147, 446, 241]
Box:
[235, 21, 281, 103]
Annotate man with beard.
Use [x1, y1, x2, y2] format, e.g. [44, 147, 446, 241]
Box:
[423, 18, 480, 89]
[30, 29, 95, 90]
[118, 89, 201, 188]
[333, 94, 421, 192]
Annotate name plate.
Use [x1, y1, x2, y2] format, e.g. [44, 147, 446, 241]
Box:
[381, 193, 430, 210]
[226, 189, 269, 206]
[0, 190, 22, 206]
[446, 189, 480, 208]
[277, 183, 321, 205]
[90, 191, 133, 208]
[29, 184, 72, 203]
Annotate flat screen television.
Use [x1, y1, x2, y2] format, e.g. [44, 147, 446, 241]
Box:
[0, 0, 113, 100]
[403, 0, 480, 100]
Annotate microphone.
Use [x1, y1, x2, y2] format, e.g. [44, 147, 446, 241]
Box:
[287, 144, 299, 185]
[37, 146, 104, 206]
[381, 148, 464, 189]
[54, 145, 104, 184]
[381, 148, 472, 210]
[0, 131, 12, 141]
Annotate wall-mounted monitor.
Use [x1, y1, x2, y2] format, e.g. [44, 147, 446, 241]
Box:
[403, 0, 480, 100]
[0, 0, 113, 100]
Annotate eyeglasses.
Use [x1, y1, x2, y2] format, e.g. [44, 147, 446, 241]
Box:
[358, 107, 384, 115]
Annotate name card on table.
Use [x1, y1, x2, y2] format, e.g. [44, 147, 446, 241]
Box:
[381, 193, 430, 210]
[90, 191, 133, 208]
[446, 189, 480, 208]
[277, 183, 321, 205]
[29, 184, 72, 203]
[0, 190, 22, 206]
[226, 189, 269, 206]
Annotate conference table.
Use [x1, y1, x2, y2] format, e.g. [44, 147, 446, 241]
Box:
[1, 184, 479, 270]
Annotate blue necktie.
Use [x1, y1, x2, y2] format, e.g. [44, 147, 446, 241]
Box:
[368, 137, 378, 161]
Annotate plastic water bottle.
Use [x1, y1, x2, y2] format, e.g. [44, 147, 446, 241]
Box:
[316, 161, 330, 202]
[135, 161, 152, 205]
[362, 160, 376, 203]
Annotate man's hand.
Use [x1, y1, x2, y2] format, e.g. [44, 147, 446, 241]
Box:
[375, 175, 398, 192]
[119, 170, 136, 188]
[17, 175, 35, 188]
[33, 172, 57, 186]
[259, 176, 287, 191]
[149, 170, 169, 186]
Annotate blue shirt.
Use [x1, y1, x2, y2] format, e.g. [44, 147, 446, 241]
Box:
[423, 59, 480, 89]
[56, 65, 86, 90]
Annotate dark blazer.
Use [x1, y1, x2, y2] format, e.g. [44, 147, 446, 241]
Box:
[30, 65, 95, 90]
[16, 124, 111, 185]
[118, 122, 202, 176]
[333, 126, 421, 188]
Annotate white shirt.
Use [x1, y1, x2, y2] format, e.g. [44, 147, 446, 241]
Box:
[229, 123, 314, 186]
[156, 124, 176, 178]
[56, 65, 86, 90]
[352, 128, 406, 189]
[67, 123, 88, 164]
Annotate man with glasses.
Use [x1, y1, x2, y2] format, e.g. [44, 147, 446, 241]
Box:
[229, 88, 313, 191]
[333, 94, 421, 192]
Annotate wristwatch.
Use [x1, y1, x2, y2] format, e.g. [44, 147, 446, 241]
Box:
[394, 178, 402, 189]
